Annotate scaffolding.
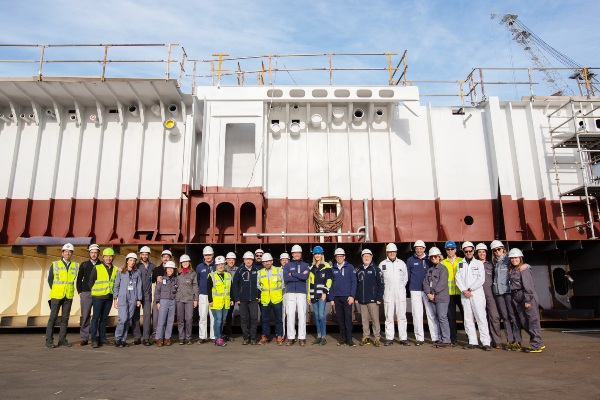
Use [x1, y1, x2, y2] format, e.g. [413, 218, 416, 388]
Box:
[549, 99, 600, 239]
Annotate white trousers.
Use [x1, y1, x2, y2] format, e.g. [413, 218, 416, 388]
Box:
[282, 293, 287, 337]
[461, 289, 491, 346]
[198, 294, 215, 340]
[412, 290, 440, 341]
[384, 291, 408, 341]
[285, 292, 307, 340]
[422, 292, 441, 342]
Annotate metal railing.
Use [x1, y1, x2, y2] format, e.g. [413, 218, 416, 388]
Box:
[0, 43, 185, 84]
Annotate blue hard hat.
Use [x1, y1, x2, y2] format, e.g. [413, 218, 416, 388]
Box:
[445, 241, 457, 249]
[312, 246, 324, 254]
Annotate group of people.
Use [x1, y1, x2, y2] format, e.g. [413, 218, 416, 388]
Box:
[44, 240, 545, 353]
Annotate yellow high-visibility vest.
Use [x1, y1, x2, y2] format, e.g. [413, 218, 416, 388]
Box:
[49, 260, 80, 300]
[91, 264, 117, 297]
[258, 267, 283, 305]
[209, 271, 232, 310]
[442, 257, 463, 295]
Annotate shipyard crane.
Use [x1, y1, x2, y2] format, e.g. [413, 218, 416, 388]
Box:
[492, 13, 598, 96]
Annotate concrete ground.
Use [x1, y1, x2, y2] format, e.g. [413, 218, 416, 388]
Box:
[0, 325, 599, 400]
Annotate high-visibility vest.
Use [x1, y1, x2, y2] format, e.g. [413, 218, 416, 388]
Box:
[209, 271, 232, 310]
[91, 264, 117, 297]
[442, 257, 463, 295]
[258, 267, 283, 305]
[49, 260, 80, 300]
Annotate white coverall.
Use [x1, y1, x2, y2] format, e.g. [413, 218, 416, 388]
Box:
[455, 258, 491, 346]
[198, 294, 215, 340]
[380, 257, 409, 341]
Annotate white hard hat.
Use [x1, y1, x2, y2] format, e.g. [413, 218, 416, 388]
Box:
[161, 250, 173, 257]
[62, 243, 74, 252]
[386, 243, 398, 252]
[243, 251, 254, 259]
[334, 248, 346, 256]
[461, 241, 475, 250]
[490, 240, 504, 250]
[215, 255, 226, 265]
[280, 253, 290, 260]
[139, 246, 151, 254]
[165, 261, 176, 269]
[508, 248, 524, 258]
[428, 247, 442, 257]
[475, 243, 488, 251]
[180, 254, 191, 263]
[88, 244, 100, 252]
[414, 240, 426, 248]
[254, 248, 264, 255]
[203, 246, 214, 255]
[291, 244, 302, 253]
[226, 252, 236, 259]
[126, 252, 138, 260]
[361, 249, 373, 256]
[262, 253, 273, 262]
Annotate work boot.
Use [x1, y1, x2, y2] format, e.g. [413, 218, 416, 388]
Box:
[250, 338, 257, 346]
[179, 339, 186, 345]
[77, 340, 88, 347]
[415, 341, 424, 346]
[312, 338, 322, 345]
[258, 336, 268, 345]
[115, 341, 121, 347]
[120, 341, 130, 348]
[482, 345, 492, 351]
[156, 339, 163, 347]
[132, 338, 142, 346]
[91, 340, 100, 349]
[165, 339, 172, 346]
[102, 339, 112, 345]
[299, 339, 306, 346]
[58, 338, 72, 347]
[186, 339, 193, 345]
[450, 342, 458, 347]
[522, 347, 542, 353]
[149, 336, 156, 345]
[286, 339, 295, 346]
[336, 340, 347, 346]
[319, 338, 327, 346]
[463, 344, 478, 350]
[215, 338, 227, 347]
[399, 340, 411, 346]
[242, 337, 250, 345]
[347, 340, 357, 347]
[45, 340, 55, 349]
[143, 339, 152, 346]
[373, 339, 382, 347]
[502, 342, 512, 351]
[277, 336, 284, 346]
[359, 337, 371, 346]
[512, 342, 522, 351]
[384, 339, 393, 346]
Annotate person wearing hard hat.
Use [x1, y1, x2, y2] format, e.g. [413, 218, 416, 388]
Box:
[154, 261, 178, 347]
[134, 246, 156, 346]
[355, 249, 385, 347]
[76, 244, 100, 346]
[176, 254, 198, 345]
[208, 256, 234, 347]
[44, 243, 80, 348]
[150, 249, 172, 343]
[222, 252, 238, 342]
[476, 243, 502, 349]
[442, 240, 464, 346]
[280, 253, 290, 339]
[113, 253, 142, 347]
[254, 248, 265, 270]
[423, 247, 451, 348]
[380, 243, 410, 346]
[89, 248, 118, 348]
[196, 246, 216, 343]
[491, 240, 523, 351]
[232, 251, 260, 345]
[330, 248, 357, 347]
[283, 244, 310, 346]
[508, 248, 545, 353]
[406, 240, 436, 346]
[455, 242, 491, 351]
[257, 253, 284, 345]
[307, 246, 332, 345]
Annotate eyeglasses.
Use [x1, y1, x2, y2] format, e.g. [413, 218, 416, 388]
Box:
[446, 248, 456, 251]
[464, 249, 474, 253]
[493, 248, 504, 252]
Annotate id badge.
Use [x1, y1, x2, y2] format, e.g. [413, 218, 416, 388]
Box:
[127, 285, 134, 291]
[163, 279, 167, 285]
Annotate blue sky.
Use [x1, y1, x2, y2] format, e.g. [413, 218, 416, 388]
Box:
[1, 0, 598, 103]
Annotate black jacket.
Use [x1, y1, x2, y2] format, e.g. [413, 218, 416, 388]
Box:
[232, 264, 260, 302]
[76, 259, 99, 294]
[354, 263, 384, 304]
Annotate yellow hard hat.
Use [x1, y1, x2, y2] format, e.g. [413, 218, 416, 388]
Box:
[102, 248, 115, 256]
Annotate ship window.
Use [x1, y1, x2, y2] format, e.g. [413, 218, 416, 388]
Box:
[68, 109, 75, 114]
[224, 123, 255, 188]
[289, 89, 305, 98]
[595, 119, 600, 129]
[379, 89, 394, 98]
[552, 268, 568, 296]
[312, 89, 328, 98]
[464, 215, 474, 225]
[267, 89, 283, 98]
[334, 89, 350, 98]
[357, 89, 372, 98]
[108, 109, 118, 114]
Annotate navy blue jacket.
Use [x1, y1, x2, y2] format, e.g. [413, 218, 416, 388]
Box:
[196, 261, 215, 295]
[253, 260, 264, 270]
[283, 259, 310, 294]
[355, 263, 384, 304]
[232, 264, 260, 302]
[330, 261, 357, 298]
[406, 253, 432, 291]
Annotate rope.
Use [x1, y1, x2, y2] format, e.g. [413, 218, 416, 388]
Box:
[313, 196, 344, 233]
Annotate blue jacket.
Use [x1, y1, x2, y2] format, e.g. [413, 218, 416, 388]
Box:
[355, 263, 384, 304]
[283, 259, 310, 294]
[232, 264, 260, 302]
[406, 254, 432, 291]
[113, 269, 142, 303]
[196, 261, 215, 295]
[330, 261, 357, 298]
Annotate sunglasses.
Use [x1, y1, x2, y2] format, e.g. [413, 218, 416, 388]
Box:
[464, 249, 474, 253]
[493, 248, 504, 252]
[446, 248, 456, 251]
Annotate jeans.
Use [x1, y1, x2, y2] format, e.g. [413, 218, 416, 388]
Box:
[211, 308, 228, 340]
[261, 301, 283, 339]
[313, 299, 327, 337]
[90, 297, 112, 342]
[45, 298, 73, 342]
